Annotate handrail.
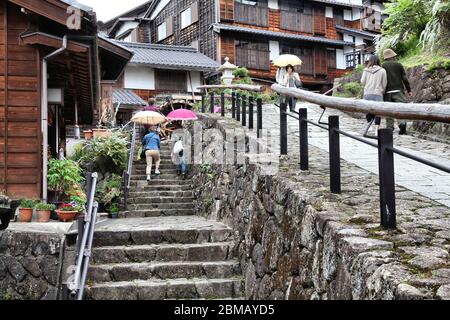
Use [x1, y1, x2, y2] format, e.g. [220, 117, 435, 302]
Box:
[123, 122, 137, 211]
[64, 172, 98, 300]
[271, 84, 450, 123]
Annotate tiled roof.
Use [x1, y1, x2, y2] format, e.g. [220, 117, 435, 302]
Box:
[212, 24, 354, 47]
[115, 41, 220, 71]
[61, 0, 93, 13]
[336, 25, 378, 39]
[113, 89, 147, 106]
[311, 0, 364, 8]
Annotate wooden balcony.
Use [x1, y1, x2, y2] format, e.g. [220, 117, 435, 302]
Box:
[234, 2, 269, 27]
[280, 10, 313, 33]
[236, 47, 270, 71]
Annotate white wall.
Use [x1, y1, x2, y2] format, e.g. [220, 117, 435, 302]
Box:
[124, 66, 155, 90]
[269, 41, 280, 61]
[344, 45, 354, 54]
[343, 34, 354, 43]
[187, 71, 202, 93]
[326, 6, 333, 18]
[268, 0, 278, 9]
[355, 36, 365, 46]
[336, 49, 346, 70]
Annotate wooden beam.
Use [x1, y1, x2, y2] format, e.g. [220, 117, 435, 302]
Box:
[271, 84, 450, 124]
[197, 84, 265, 92]
[98, 37, 133, 60]
[8, 0, 84, 27]
[21, 32, 89, 53]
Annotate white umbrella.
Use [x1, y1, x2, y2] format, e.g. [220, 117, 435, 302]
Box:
[131, 111, 166, 125]
[273, 54, 303, 67]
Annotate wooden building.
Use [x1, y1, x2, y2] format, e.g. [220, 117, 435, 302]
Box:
[101, 0, 384, 91]
[0, 0, 131, 200]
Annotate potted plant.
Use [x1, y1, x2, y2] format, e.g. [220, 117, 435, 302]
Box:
[35, 202, 56, 223]
[18, 199, 36, 222]
[55, 203, 79, 222]
[108, 203, 120, 219]
[92, 128, 112, 139]
[83, 130, 93, 140]
[47, 158, 84, 203]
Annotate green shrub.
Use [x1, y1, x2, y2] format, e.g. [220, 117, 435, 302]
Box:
[20, 199, 37, 209]
[76, 131, 128, 175]
[233, 67, 249, 78]
[96, 174, 122, 206]
[47, 158, 84, 195]
[35, 202, 56, 211]
[355, 64, 365, 73]
[342, 82, 363, 98]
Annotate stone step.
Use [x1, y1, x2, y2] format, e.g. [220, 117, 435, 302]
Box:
[122, 208, 195, 218]
[133, 168, 179, 174]
[92, 216, 232, 247]
[129, 185, 193, 192]
[85, 278, 244, 300]
[91, 242, 234, 264]
[127, 197, 195, 205]
[127, 203, 194, 211]
[131, 174, 182, 180]
[128, 191, 194, 198]
[88, 261, 240, 283]
[130, 180, 192, 186]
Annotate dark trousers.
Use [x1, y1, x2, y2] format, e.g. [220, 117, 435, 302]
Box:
[384, 92, 407, 129]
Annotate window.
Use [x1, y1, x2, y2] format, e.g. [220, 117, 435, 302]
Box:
[181, 7, 192, 29]
[180, 2, 198, 29]
[157, 22, 167, 41]
[326, 6, 333, 18]
[156, 70, 186, 92]
[280, 44, 314, 75]
[157, 16, 173, 41]
[235, 40, 270, 70]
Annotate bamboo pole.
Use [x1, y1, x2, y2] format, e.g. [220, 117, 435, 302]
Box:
[272, 84, 450, 124]
[197, 84, 265, 92]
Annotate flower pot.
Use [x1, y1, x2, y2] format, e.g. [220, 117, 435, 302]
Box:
[108, 212, 119, 219]
[36, 210, 51, 223]
[18, 208, 33, 222]
[92, 129, 112, 139]
[56, 210, 78, 223]
[83, 130, 93, 140]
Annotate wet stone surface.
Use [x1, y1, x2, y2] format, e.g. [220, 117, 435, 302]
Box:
[190, 113, 450, 300]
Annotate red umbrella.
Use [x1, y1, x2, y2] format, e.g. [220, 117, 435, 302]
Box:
[166, 108, 198, 121]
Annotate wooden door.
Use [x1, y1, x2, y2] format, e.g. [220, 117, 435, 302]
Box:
[313, 6, 326, 35]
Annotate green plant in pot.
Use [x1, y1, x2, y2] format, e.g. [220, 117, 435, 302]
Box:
[108, 202, 120, 219]
[47, 158, 84, 202]
[18, 199, 37, 223]
[55, 203, 79, 222]
[35, 202, 56, 223]
[95, 174, 122, 212]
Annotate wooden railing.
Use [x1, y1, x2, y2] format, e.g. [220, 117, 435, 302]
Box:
[280, 10, 313, 33]
[234, 2, 268, 27]
[236, 47, 270, 71]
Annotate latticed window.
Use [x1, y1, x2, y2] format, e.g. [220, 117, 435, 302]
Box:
[235, 40, 270, 71]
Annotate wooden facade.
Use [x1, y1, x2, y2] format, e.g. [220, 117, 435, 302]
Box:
[0, 0, 131, 199]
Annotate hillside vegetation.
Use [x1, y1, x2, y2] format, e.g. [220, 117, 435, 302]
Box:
[376, 0, 450, 68]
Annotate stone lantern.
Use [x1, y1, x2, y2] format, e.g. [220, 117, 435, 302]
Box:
[218, 57, 238, 85]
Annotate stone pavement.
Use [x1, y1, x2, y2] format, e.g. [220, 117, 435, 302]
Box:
[261, 103, 450, 208]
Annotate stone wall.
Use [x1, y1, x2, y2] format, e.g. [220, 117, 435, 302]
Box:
[334, 65, 450, 141]
[0, 230, 65, 300]
[190, 115, 450, 300]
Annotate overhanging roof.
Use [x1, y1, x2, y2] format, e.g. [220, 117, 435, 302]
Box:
[336, 25, 378, 40]
[113, 89, 147, 107]
[212, 24, 354, 47]
[116, 40, 220, 72]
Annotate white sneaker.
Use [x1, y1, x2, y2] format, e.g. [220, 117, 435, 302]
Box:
[155, 170, 161, 175]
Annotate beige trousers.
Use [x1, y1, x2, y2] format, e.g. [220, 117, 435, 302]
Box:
[145, 150, 160, 175]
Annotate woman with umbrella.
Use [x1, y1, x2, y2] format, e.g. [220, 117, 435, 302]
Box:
[274, 54, 303, 112]
[131, 111, 166, 183]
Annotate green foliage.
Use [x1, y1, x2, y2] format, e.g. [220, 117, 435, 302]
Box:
[342, 82, 363, 98]
[377, 0, 449, 58]
[47, 158, 84, 194]
[20, 199, 37, 209]
[35, 202, 56, 211]
[427, 58, 450, 71]
[109, 203, 119, 213]
[354, 64, 365, 73]
[58, 204, 78, 212]
[73, 130, 129, 175]
[233, 67, 249, 78]
[96, 174, 122, 206]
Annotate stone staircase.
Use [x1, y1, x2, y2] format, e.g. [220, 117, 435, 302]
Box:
[84, 141, 244, 300]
